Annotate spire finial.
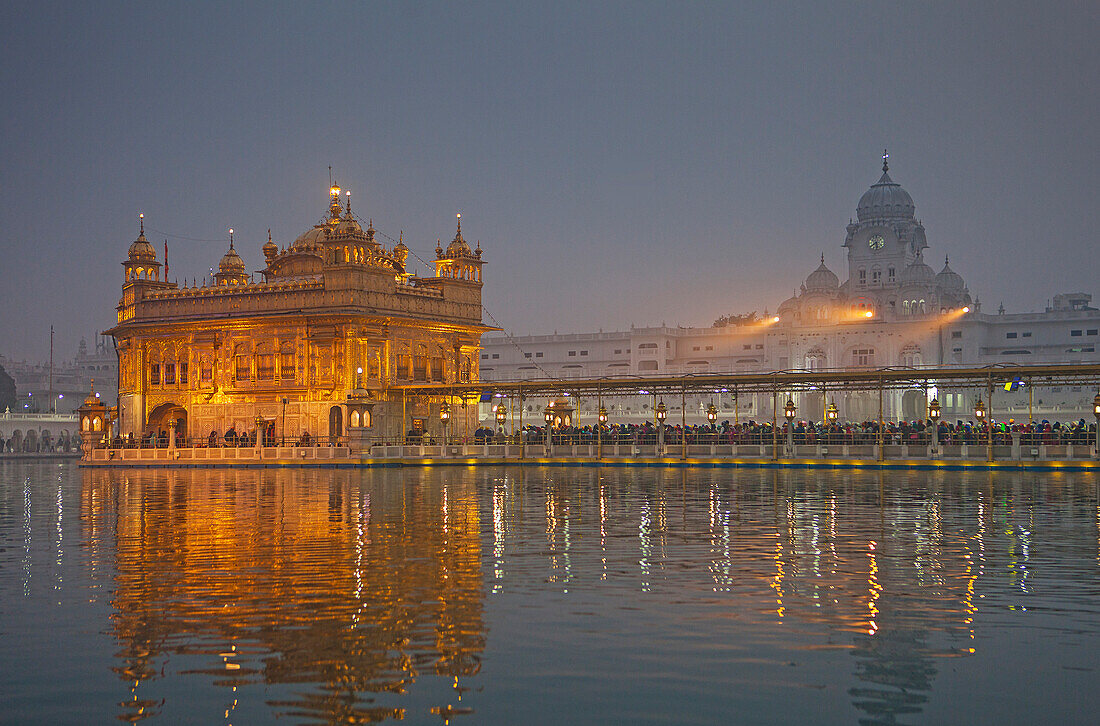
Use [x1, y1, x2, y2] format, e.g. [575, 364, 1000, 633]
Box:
[138, 213, 145, 236]
[229, 228, 234, 250]
[945, 253, 949, 266]
[820, 252, 825, 264]
[882, 148, 889, 173]
[456, 212, 462, 237]
[345, 190, 352, 215]
[268, 228, 272, 242]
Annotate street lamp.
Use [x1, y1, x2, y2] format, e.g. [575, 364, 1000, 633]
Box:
[440, 401, 450, 444]
[826, 401, 839, 422]
[544, 404, 555, 455]
[655, 401, 667, 454]
[495, 402, 507, 428]
[598, 406, 608, 425]
[928, 397, 941, 455]
[784, 398, 796, 422]
[281, 397, 288, 444]
[928, 397, 941, 421]
[706, 402, 718, 423]
[974, 398, 985, 421]
[1093, 391, 1100, 454]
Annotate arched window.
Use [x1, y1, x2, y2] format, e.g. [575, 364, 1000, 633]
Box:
[235, 343, 251, 381]
[350, 410, 360, 427]
[902, 300, 910, 315]
[850, 347, 875, 366]
[256, 343, 275, 380]
[900, 344, 923, 367]
[413, 345, 428, 381]
[279, 342, 295, 381]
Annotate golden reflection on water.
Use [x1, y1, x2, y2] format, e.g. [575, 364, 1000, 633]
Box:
[66, 466, 1100, 725]
[81, 469, 484, 724]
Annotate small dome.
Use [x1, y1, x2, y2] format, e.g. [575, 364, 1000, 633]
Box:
[805, 255, 839, 291]
[899, 256, 936, 286]
[935, 255, 965, 291]
[857, 166, 915, 222]
[778, 295, 800, 315]
[219, 244, 245, 274]
[262, 230, 278, 257]
[127, 219, 156, 262]
[445, 215, 473, 258]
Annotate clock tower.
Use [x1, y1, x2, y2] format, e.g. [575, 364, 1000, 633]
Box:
[842, 151, 928, 304]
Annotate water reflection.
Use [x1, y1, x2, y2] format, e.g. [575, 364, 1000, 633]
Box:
[81, 469, 485, 723]
[0, 464, 1086, 724]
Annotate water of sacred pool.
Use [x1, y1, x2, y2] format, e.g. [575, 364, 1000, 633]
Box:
[1, 461, 1098, 725]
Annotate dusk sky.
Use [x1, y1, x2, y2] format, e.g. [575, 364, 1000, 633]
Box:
[1, 1, 1096, 361]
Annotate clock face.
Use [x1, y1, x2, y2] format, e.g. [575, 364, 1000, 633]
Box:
[868, 235, 885, 250]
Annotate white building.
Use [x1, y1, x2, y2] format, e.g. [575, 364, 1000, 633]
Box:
[0, 336, 118, 414]
[481, 157, 1100, 424]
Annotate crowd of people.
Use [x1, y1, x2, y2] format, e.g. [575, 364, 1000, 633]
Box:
[101, 426, 323, 449]
[84, 417, 1098, 450]
[452, 417, 1099, 448]
[0, 429, 78, 453]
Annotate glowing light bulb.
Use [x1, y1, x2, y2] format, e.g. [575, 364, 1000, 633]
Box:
[772, 316, 780, 323]
[864, 310, 874, 318]
[962, 306, 970, 313]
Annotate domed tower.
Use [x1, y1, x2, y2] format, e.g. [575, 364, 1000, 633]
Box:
[799, 254, 841, 323]
[214, 230, 250, 286]
[262, 229, 278, 265]
[896, 251, 937, 316]
[842, 151, 928, 304]
[434, 213, 484, 283]
[935, 254, 972, 310]
[123, 214, 161, 283]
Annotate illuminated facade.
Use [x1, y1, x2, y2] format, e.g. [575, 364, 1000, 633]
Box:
[107, 184, 492, 441]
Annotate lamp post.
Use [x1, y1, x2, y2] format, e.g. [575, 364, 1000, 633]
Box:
[544, 404, 555, 456]
[495, 402, 507, 433]
[784, 397, 796, 454]
[928, 397, 941, 456]
[973, 397, 986, 459]
[281, 397, 288, 445]
[655, 401, 667, 455]
[1092, 391, 1100, 455]
[707, 402, 717, 423]
[598, 405, 608, 459]
[440, 401, 450, 445]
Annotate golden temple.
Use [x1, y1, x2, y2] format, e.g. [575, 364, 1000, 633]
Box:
[106, 183, 492, 444]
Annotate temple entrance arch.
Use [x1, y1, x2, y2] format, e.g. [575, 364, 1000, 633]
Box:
[148, 402, 188, 441]
[329, 406, 343, 442]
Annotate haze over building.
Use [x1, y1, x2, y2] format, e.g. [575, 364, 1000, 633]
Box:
[482, 156, 1100, 421]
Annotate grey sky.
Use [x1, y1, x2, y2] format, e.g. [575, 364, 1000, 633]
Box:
[1, 1, 1096, 361]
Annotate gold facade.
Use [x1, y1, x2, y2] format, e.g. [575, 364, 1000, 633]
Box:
[107, 186, 492, 441]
